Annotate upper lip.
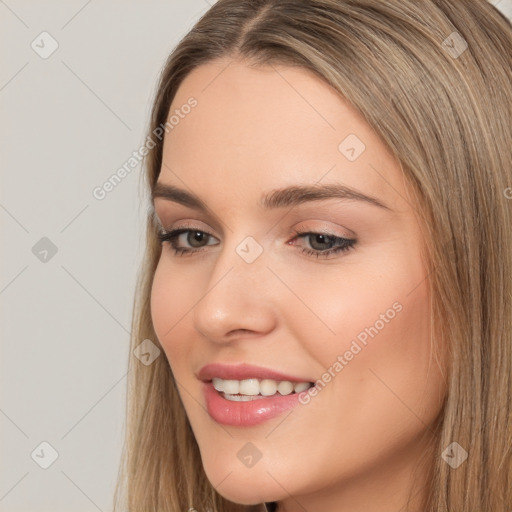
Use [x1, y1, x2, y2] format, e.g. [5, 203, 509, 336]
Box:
[197, 362, 313, 383]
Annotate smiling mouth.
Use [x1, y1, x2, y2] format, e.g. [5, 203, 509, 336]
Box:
[211, 377, 314, 401]
[202, 377, 316, 426]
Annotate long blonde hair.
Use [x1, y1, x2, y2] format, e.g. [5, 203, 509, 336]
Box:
[113, 1, 512, 510]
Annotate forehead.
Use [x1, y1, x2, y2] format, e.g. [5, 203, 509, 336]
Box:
[160, 58, 405, 212]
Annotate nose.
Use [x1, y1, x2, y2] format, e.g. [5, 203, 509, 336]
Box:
[192, 240, 277, 344]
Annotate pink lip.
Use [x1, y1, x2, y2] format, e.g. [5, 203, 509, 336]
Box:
[197, 363, 315, 426]
[197, 362, 312, 383]
[202, 381, 309, 426]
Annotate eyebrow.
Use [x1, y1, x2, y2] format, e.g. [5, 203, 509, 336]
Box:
[151, 182, 392, 212]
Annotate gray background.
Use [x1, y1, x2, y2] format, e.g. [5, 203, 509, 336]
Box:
[1, 1, 511, 511]
[1, 1, 216, 511]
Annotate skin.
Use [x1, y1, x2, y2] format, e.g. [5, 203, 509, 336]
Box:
[150, 57, 447, 512]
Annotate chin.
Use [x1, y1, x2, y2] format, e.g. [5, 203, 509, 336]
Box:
[201, 458, 285, 505]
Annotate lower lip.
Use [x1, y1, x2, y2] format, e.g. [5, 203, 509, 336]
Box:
[202, 381, 309, 427]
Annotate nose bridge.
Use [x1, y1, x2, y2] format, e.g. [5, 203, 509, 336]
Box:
[216, 231, 270, 288]
[192, 233, 274, 340]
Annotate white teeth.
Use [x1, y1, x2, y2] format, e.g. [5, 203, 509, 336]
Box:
[222, 393, 268, 401]
[293, 382, 311, 393]
[211, 377, 313, 399]
[277, 381, 294, 395]
[212, 378, 224, 392]
[221, 379, 239, 394]
[238, 378, 260, 396]
[260, 379, 277, 396]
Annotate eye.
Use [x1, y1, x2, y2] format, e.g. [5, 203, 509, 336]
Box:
[157, 228, 217, 256]
[289, 230, 356, 259]
[157, 227, 357, 259]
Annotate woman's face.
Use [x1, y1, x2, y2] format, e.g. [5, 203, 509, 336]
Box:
[151, 58, 447, 510]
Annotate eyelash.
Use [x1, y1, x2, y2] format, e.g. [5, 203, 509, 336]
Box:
[156, 227, 356, 259]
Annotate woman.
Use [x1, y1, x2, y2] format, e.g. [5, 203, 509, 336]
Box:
[114, 1, 512, 511]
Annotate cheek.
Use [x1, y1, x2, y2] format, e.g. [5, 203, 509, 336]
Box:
[277, 256, 428, 359]
[287, 250, 442, 413]
[150, 260, 193, 366]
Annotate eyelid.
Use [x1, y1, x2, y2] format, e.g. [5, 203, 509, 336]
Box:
[152, 205, 225, 236]
[292, 221, 355, 240]
[161, 218, 216, 235]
